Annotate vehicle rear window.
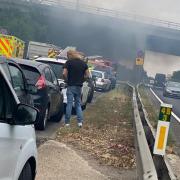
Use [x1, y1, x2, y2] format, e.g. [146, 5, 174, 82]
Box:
[19, 65, 40, 85]
[37, 61, 63, 79]
[92, 71, 102, 78]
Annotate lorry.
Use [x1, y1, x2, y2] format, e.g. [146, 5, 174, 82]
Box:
[27, 41, 61, 60]
[154, 73, 166, 87]
[0, 34, 25, 58]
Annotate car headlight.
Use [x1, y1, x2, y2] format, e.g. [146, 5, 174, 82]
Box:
[166, 89, 172, 93]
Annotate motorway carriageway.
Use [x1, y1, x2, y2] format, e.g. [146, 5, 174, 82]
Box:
[149, 88, 180, 155]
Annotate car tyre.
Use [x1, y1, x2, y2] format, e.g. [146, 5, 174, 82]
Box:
[87, 87, 94, 103]
[53, 104, 64, 122]
[82, 103, 87, 110]
[35, 106, 49, 130]
[163, 92, 167, 97]
[18, 162, 33, 180]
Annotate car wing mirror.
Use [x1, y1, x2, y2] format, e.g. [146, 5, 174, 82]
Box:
[15, 104, 39, 125]
[59, 82, 67, 90]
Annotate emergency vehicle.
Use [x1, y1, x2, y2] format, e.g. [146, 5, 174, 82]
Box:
[0, 34, 25, 58]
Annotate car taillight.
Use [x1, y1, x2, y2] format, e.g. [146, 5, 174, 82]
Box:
[36, 75, 46, 89]
[101, 79, 105, 82]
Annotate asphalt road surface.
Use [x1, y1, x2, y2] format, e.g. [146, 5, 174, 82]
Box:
[152, 88, 180, 118]
[36, 91, 102, 145]
[146, 87, 180, 155]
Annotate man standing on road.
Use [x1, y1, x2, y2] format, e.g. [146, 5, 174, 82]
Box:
[63, 50, 89, 127]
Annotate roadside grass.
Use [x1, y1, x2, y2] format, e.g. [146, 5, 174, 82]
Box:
[56, 85, 136, 169]
[138, 85, 174, 149]
[138, 86, 159, 129]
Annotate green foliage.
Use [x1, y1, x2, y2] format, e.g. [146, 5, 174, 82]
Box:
[171, 71, 180, 82]
[0, 6, 49, 43]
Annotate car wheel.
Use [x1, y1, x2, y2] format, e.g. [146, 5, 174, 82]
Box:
[87, 87, 94, 103]
[35, 106, 49, 130]
[53, 104, 64, 122]
[18, 162, 32, 180]
[163, 92, 167, 97]
[82, 103, 87, 110]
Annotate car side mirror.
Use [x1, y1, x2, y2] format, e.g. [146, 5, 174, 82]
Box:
[59, 82, 67, 90]
[14, 104, 38, 125]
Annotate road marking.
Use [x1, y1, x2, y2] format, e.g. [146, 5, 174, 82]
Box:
[150, 88, 180, 123]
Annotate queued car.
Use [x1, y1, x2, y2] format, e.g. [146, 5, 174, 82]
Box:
[91, 70, 111, 91]
[93, 66, 116, 89]
[163, 81, 180, 98]
[0, 57, 33, 106]
[0, 62, 38, 180]
[14, 59, 64, 130]
[154, 73, 166, 88]
[35, 57, 91, 108]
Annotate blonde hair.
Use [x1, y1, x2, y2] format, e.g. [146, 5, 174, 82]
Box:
[67, 50, 84, 60]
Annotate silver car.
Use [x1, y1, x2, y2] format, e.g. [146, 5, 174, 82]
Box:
[163, 81, 180, 98]
[92, 70, 111, 91]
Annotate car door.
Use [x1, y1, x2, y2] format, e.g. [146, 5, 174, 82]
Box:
[44, 67, 57, 115]
[8, 63, 32, 105]
[104, 72, 111, 89]
[50, 68, 63, 112]
[82, 81, 90, 105]
[0, 70, 27, 179]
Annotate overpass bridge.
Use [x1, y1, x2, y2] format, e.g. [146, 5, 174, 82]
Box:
[1, 0, 180, 58]
[2, 0, 180, 32]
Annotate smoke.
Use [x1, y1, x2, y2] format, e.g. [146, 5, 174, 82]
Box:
[81, 0, 180, 22]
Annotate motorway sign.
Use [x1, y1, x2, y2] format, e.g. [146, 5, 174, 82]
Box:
[136, 58, 144, 66]
[153, 103, 172, 156]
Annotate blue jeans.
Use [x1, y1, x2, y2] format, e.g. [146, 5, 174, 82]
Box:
[65, 86, 83, 124]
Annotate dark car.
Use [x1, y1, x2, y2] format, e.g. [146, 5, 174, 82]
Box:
[0, 57, 33, 105]
[14, 59, 64, 130]
[154, 73, 166, 88]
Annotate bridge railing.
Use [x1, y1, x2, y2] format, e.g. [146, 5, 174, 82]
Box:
[22, 0, 180, 31]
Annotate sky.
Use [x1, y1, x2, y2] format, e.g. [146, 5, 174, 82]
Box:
[144, 51, 180, 77]
[78, 0, 180, 22]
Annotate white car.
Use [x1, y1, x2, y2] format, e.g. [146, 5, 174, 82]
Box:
[0, 65, 38, 180]
[35, 57, 90, 109]
[92, 70, 111, 91]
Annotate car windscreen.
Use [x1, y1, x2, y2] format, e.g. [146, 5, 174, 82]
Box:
[167, 82, 180, 88]
[19, 65, 40, 85]
[92, 71, 102, 78]
[37, 61, 63, 79]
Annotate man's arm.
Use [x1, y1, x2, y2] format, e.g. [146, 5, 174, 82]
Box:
[85, 69, 90, 79]
[63, 68, 68, 81]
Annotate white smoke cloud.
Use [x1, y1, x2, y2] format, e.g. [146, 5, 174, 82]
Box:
[79, 0, 180, 22]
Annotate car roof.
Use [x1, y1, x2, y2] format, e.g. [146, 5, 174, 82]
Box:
[92, 70, 104, 74]
[13, 58, 49, 71]
[167, 81, 180, 84]
[35, 57, 67, 64]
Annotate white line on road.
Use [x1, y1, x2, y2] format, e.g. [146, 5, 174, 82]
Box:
[150, 88, 180, 123]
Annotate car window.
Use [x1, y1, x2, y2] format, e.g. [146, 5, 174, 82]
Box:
[0, 78, 3, 119]
[44, 67, 53, 82]
[0, 72, 16, 121]
[92, 71, 102, 78]
[50, 69, 58, 85]
[1, 64, 11, 83]
[104, 73, 108, 79]
[20, 65, 40, 85]
[37, 61, 64, 79]
[9, 64, 25, 93]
